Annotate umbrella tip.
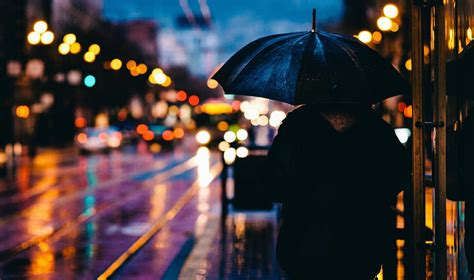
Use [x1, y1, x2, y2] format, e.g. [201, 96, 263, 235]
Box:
[311, 8, 317, 33]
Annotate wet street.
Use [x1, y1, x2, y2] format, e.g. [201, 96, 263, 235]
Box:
[0, 142, 284, 279]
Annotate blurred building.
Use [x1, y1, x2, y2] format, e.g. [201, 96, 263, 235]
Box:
[52, 0, 103, 32]
[119, 20, 159, 65]
[159, 15, 219, 78]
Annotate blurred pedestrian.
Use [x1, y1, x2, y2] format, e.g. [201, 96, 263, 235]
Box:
[262, 103, 410, 279]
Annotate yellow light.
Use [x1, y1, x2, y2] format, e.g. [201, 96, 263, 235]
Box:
[148, 74, 157, 84]
[126, 60, 137, 70]
[153, 72, 167, 84]
[70, 42, 81, 54]
[40, 31, 54, 45]
[58, 43, 70, 55]
[390, 22, 400, 32]
[162, 76, 172, 87]
[110, 59, 122, 70]
[16, 105, 30, 119]
[196, 130, 211, 145]
[383, 4, 399, 19]
[89, 44, 101, 55]
[33, 21, 48, 34]
[27, 32, 41, 45]
[357, 30, 372, 44]
[405, 59, 412, 71]
[207, 79, 219, 89]
[372, 31, 382, 44]
[152, 68, 163, 75]
[137, 64, 148, 74]
[63, 33, 76, 45]
[377, 17, 393, 32]
[468, 27, 473, 41]
[83, 51, 96, 63]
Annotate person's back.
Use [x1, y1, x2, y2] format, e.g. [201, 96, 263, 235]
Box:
[262, 104, 410, 279]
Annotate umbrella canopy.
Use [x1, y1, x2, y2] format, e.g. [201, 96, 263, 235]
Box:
[213, 13, 409, 105]
[447, 41, 474, 98]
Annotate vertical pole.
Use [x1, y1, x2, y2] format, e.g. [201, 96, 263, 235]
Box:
[433, 1, 448, 279]
[411, 1, 426, 279]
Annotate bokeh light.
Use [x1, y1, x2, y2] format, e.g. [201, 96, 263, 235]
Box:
[110, 59, 123, 70]
[377, 17, 393, 32]
[58, 43, 70, 55]
[207, 79, 219, 89]
[89, 44, 101, 55]
[383, 4, 399, 19]
[84, 75, 96, 87]
[63, 33, 76, 45]
[357, 30, 372, 44]
[70, 42, 81, 54]
[33, 21, 48, 33]
[189, 95, 200, 106]
[196, 130, 211, 145]
[40, 31, 55, 45]
[27, 32, 41, 45]
[16, 105, 30, 119]
[84, 52, 96, 63]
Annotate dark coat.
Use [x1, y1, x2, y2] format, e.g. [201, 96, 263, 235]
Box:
[262, 105, 410, 279]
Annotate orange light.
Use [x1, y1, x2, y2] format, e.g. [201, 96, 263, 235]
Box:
[173, 128, 185, 139]
[404, 105, 413, 118]
[77, 133, 88, 144]
[162, 130, 174, 141]
[136, 64, 148, 74]
[136, 124, 148, 135]
[397, 102, 407, 113]
[126, 60, 136, 70]
[98, 132, 108, 141]
[75, 117, 87, 128]
[177, 90, 187, 102]
[189, 95, 200, 106]
[143, 130, 155, 141]
[16, 105, 30, 119]
[217, 121, 229, 131]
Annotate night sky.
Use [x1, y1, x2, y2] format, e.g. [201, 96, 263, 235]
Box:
[103, 0, 344, 55]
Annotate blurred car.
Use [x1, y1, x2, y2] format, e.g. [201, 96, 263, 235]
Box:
[75, 126, 122, 154]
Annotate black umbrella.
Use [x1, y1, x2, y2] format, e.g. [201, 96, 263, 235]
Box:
[447, 41, 474, 98]
[213, 9, 409, 105]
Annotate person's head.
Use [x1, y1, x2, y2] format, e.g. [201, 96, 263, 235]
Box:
[314, 103, 371, 132]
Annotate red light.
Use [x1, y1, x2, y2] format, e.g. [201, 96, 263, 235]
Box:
[189, 95, 200, 106]
[177, 90, 187, 102]
[98, 132, 108, 141]
[143, 130, 155, 141]
[162, 130, 174, 141]
[136, 124, 148, 135]
[232, 100, 241, 111]
[75, 117, 87, 128]
[397, 102, 407, 113]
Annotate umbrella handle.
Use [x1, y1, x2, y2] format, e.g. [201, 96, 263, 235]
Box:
[312, 8, 317, 32]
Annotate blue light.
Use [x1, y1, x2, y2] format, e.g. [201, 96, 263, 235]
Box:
[84, 75, 96, 87]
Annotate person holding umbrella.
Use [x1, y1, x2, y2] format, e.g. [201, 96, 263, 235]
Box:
[213, 10, 411, 279]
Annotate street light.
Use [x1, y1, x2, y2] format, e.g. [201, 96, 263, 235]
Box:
[63, 33, 76, 45]
[383, 4, 399, 19]
[357, 30, 372, 44]
[58, 43, 70, 55]
[83, 52, 96, 63]
[377, 17, 393, 32]
[27, 32, 41, 45]
[33, 21, 48, 33]
[89, 44, 101, 55]
[40, 31, 54, 45]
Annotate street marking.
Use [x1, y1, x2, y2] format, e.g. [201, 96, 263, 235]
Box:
[97, 163, 223, 280]
[0, 156, 201, 263]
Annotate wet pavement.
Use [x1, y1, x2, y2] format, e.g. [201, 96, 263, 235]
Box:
[0, 143, 285, 279]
